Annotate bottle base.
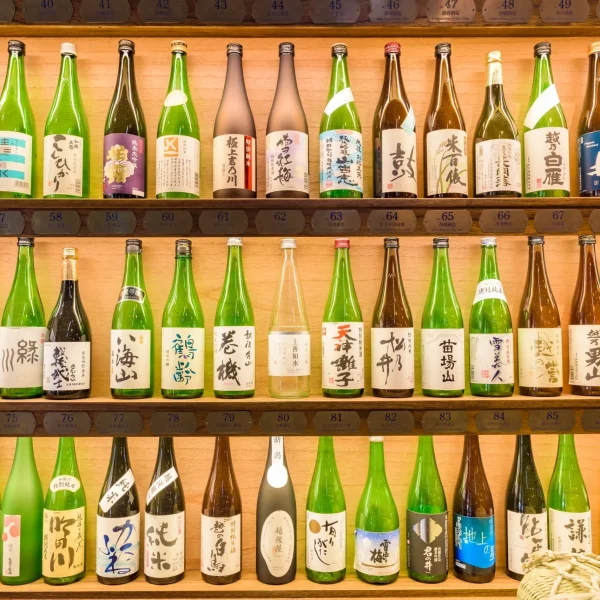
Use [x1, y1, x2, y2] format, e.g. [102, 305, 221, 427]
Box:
[372, 389, 414, 398]
[146, 573, 184, 585]
[201, 572, 241, 585]
[214, 391, 255, 399]
[161, 389, 204, 399]
[44, 572, 85, 586]
[506, 569, 524, 582]
[111, 389, 154, 399]
[45, 390, 91, 400]
[407, 570, 448, 584]
[356, 571, 399, 585]
[98, 572, 139, 585]
[570, 385, 600, 396]
[453, 565, 495, 583]
[422, 389, 464, 398]
[306, 568, 346, 584]
[519, 386, 562, 397]
[470, 387, 514, 397]
[323, 389, 364, 398]
[0, 573, 43, 586]
[0, 388, 43, 399]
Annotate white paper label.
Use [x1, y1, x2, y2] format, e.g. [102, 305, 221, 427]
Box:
[569, 325, 600, 386]
[426, 129, 468, 196]
[2, 515, 20, 577]
[320, 130, 363, 194]
[371, 327, 414, 390]
[201, 514, 241, 577]
[161, 327, 204, 390]
[265, 131, 309, 194]
[324, 88, 354, 116]
[268, 332, 310, 377]
[110, 329, 152, 390]
[43, 341, 91, 391]
[507, 510, 547, 575]
[99, 469, 136, 512]
[43, 134, 84, 197]
[473, 279, 508, 304]
[146, 467, 178, 505]
[322, 322, 364, 389]
[213, 325, 255, 392]
[518, 327, 562, 388]
[50, 475, 81, 493]
[381, 129, 418, 195]
[163, 90, 188, 107]
[0, 132, 33, 194]
[421, 328, 465, 391]
[156, 135, 200, 197]
[306, 510, 346, 573]
[144, 512, 185, 579]
[470, 333, 514, 385]
[355, 528, 400, 576]
[524, 84, 560, 129]
[96, 513, 140, 579]
[43, 507, 85, 578]
[213, 134, 256, 193]
[524, 127, 570, 193]
[475, 139, 522, 195]
[0, 326, 46, 389]
[260, 510, 295, 578]
[267, 436, 289, 488]
[549, 508, 591, 553]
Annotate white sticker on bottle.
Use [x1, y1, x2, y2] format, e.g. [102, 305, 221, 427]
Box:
[96, 513, 140, 579]
[524, 127, 570, 194]
[144, 512, 185, 579]
[43, 134, 84, 197]
[401, 106, 416, 134]
[371, 327, 414, 390]
[42, 507, 85, 579]
[50, 475, 81, 493]
[569, 325, 600, 386]
[110, 329, 152, 390]
[319, 130, 363, 194]
[0, 326, 46, 389]
[518, 327, 562, 388]
[213, 134, 256, 193]
[306, 510, 346, 573]
[0, 132, 33, 195]
[472, 279, 508, 304]
[260, 510, 295, 578]
[268, 332, 310, 377]
[2, 515, 20, 577]
[549, 508, 591, 553]
[146, 467, 179, 505]
[523, 84, 560, 130]
[354, 528, 400, 576]
[163, 90, 188, 107]
[161, 327, 204, 391]
[265, 131, 309, 195]
[381, 129, 417, 196]
[213, 325, 255, 392]
[507, 510, 547, 576]
[324, 88, 355, 117]
[426, 129, 468, 196]
[475, 139, 522, 195]
[99, 469, 136, 512]
[421, 328, 465, 391]
[322, 322, 364, 390]
[156, 135, 200, 197]
[267, 436, 289, 488]
[43, 341, 91, 391]
[470, 333, 514, 385]
[200, 514, 241, 577]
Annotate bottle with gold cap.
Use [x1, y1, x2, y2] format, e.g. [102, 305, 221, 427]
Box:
[44, 248, 92, 400]
[474, 51, 521, 198]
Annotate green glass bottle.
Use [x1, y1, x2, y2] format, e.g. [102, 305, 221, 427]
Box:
[406, 436, 448, 584]
[0, 238, 46, 399]
[548, 434, 592, 553]
[306, 437, 346, 584]
[322, 238, 364, 398]
[43, 437, 86, 586]
[421, 238, 464, 397]
[156, 41, 200, 199]
[319, 43, 363, 198]
[161, 240, 204, 399]
[111, 239, 154, 399]
[355, 437, 399, 585]
[213, 238, 255, 399]
[0, 437, 43, 585]
[469, 237, 514, 397]
[0, 40, 35, 199]
[43, 43, 90, 199]
[523, 42, 570, 197]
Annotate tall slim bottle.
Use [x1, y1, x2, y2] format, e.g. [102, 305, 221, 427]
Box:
[213, 43, 256, 198]
[322, 238, 364, 398]
[161, 239, 204, 399]
[407, 436, 448, 584]
[0, 238, 45, 399]
[518, 236, 562, 396]
[269, 239, 310, 399]
[0, 438, 43, 585]
[474, 51, 521, 198]
[43, 43, 90, 199]
[43, 438, 86, 586]
[523, 42, 570, 197]
[214, 238, 255, 398]
[469, 238, 514, 397]
[424, 43, 468, 198]
[453, 435, 495, 584]
[355, 437, 400, 585]
[110, 239, 154, 399]
[156, 41, 200, 199]
[548, 435, 591, 553]
[371, 238, 414, 397]
[201, 437, 242, 585]
[0, 40, 35, 198]
[421, 238, 464, 397]
[505, 435, 547, 581]
[266, 43, 309, 199]
[319, 43, 363, 198]
[306, 436, 346, 584]
[104, 40, 146, 199]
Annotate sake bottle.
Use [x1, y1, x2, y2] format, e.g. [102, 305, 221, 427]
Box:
[97, 437, 140, 585]
[213, 238, 255, 398]
[44, 43, 90, 199]
[355, 437, 400, 585]
[0, 238, 46, 399]
[306, 436, 346, 584]
[161, 239, 204, 399]
[43, 438, 86, 586]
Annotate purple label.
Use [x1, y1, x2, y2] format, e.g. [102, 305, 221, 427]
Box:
[103, 133, 146, 197]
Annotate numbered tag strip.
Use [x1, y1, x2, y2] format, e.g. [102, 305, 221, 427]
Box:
[0, 411, 36, 435]
[196, 0, 246, 23]
[100, 469, 135, 512]
[146, 466, 178, 504]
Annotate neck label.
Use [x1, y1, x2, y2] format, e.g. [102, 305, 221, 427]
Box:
[146, 466, 178, 505]
[213, 134, 256, 193]
[320, 130, 364, 194]
[144, 511, 185, 579]
[507, 510, 547, 575]
[322, 322, 364, 390]
[50, 475, 81, 493]
[473, 279, 507, 304]
[156, 135, 200, 197]
[201, 514, 241, 577]
[518, 328, 563, 388]
[306, 510, 346, 573]
[118, 286, 145, 303]
[43, 134, 84, 198]
[103, 133, 146, 198]
[0, 326, 47, 390]
[354, 528, 400, 577]
[407, 510, 448, 578]
[110, 329, 152, 390]
[43, 341, 91, 392]
[421, 329, 465, 391]
[569, 325, 600, 386]
[163, 90, 188, 107]
[161, 327, 204, 391]
[0, 133, 33, 195]
[42, 507, 85, 579]
[524, 84, 560, 129]
[100, 469, 135, 512]
[96, 513, 140, 579]
[267, 436, 288, 488]
[266, 131, 309, 195]
[213, 326, 255, 392]
[549, 508, 591, 553]
[371, 327, 414, 391]
[470, 333, 514, 385]
[524, 127, 570, 194]
[324, 88, 354, 116]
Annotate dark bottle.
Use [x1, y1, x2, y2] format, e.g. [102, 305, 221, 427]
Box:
[579, 42, 600, 197]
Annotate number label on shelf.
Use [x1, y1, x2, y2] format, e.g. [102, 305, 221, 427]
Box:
[581, 409, 600, 432]
[479, 209, 528, 234]
[0, 412, 36, 436]
[528, 409, 575, 433]
[259, 411, 307, 435]
[426, 0, 476, 22]
[313, 411, 361, 435]
[534, 209, 583, 234]
[588, 209, 600, 234]
[143, 210, 193, 235]
[199, 210, 248, 236]
[95, 412, 144, 436]
[310, 0, 361, 23]
[151, 412, 198, 435]
[475, 410, 522, 433]
[0, 211, 25, 236]
[481, 0, 532, 22]
[196, 0, 246, 22]
[422, 410, 469, 434]
[32, 210, 81, 236]
[367, 210, 417, 234]
[206, 411, 253, 435]
[423, 210, 472, 235]
[87, 210, 136, 235]
[252, 0, 305, 23]
[369, 0, 418, 23]
[44, 412, 92, 436]
[0, 0, 15, 22]
[255, 210, 305, 235]
[23, 0, 74, 22]
[312, 210, 361, 235]
[367, 410, 415, 435]
[80, 0, 131, 22]
[138, 0, 188, 22]
[539, 0, 589, 22]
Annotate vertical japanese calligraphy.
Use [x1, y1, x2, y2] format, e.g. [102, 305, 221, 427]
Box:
[43, 341, 90, 391]
[306, 511, 346, 573]
[0, 133, 33, 194]
[213, 326, 255, 392]
[371, 327, 414, 390]
[406, 510, 448, 578]
[518, 327, 563, 388]
[475, 139, 521, 195]
[96, 514, 140, 579]
[319, 130, 364, 194]
[144, 512, 185, 579]
[161, 327, 204, 391]
[426, 129, 468, 196]
[506, 510, 547, 576]
[524, 127, 570, 194]
[103, 134, 146, 198]
[110, 330, 152, 390]
[354, 528, 400, 576]
[421, 329, 465, 391]
[43, 134, 83, 197]
[321, 322, 364, 390]
[549, 509, 592, 553]
[0, 326, 46, 389]
[569, 325, 600, 385]
[381, 129, 417, 196]
[42, 507, 85, 579]
[268, 331, 311, 378]
[213, 134, 256, 193]
[265, 130, 309, 195]
[453, 514, 495, 571]
[200, 514, 241, 577]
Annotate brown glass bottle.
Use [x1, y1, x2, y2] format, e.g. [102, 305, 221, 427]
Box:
[373, 43, 417, 198]
[424, 43, 468, 199]
[213, 44, 256, 199]
[371, 238, 414, 397]
[518, 236, 563, 397]
[201, 437, 242, 585]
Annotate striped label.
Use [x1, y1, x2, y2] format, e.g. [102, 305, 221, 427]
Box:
[0, 133, 32, 194]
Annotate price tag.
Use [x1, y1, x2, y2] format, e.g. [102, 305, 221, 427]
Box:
[0, 412, 36, 436]
[143, 210, 193, 235]
[423, 210, 472, 234]
[252, 0, 305, 23]
[151, 412, 198, 435]
[539, 0, 589, 22]
[426, 0, 476, 22]
[259, 411, 307, 435]
[311, 210, 361, 235]
[310, 0, 361, 23]
[0, 0, 15, 22]
[196, 0, 246, 22]
[482, 0, 532, 22]
[475, 410, 522, 434]
[255, 210, 305, 235]
[313, 411, 361, 435]
[206, 411, 253, 435]
[369, 0, 418, 22]
[479, 209, 528, 234]
[87, 210, 136, 235]
[32, 210, 81, 236]
[422, 410, 468, 434]
[138, 0, 188, 22]
[581, 409, 600, 432]
[44, 412, 91, 436]
[23, 0, 74, 22]
[80, 0, 131, 22]
[367, 411, 414, 435]
[95, 412, 144, 436]
[367, 210, 416, 234]
[534, 209, 583, 234]
[588, 209, 600, 233]
[529, 409, 575, 433]
[199, 210, 248, 235]
[0, 211, 25, 236]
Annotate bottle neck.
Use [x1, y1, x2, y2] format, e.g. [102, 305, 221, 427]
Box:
[211, 435, 233, 472]
[586, 52, 600, 113]
[122, 251, 145, 288]
[172, 254, 195, 296]
[432, 246, 452, 288]
[532, 53, 555, 95]
[485, 60, 506, 108]
[556, 434, 581, 470]
[382, 53, 404, 103]
[156, 436, 176, 471]
[367, 439, 388, 482]
[58, 53, 79, 98]
[577, 243, 600, 300]
[433, 53, 456, 107]
[12, 436, 35, 469]
[14, 245, 36, 291]
[416, 435, 437, 467]
[514, 434, 534, 466]
[316, 435, 335, 466]
[224, 245, 245, 293]
[223, 53, 247, 99]
[168, 51, 189, 94]
[116, 49, 138, 98]
[479, 245, 500, 280]
[333, 247, 353, 289]
[55, 437, 80, 477]
[275, 53, 299, 97]
[1, 50, 25, 99]
[329, 54, 351, 96]
[526, 244, 551, 295]
[107, 436, 131, 479]
[462, 434, 485, 471]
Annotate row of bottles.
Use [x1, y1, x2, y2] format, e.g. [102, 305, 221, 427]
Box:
[2, 39, 600, 199]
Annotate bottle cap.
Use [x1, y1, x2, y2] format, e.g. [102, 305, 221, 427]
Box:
[369, 436, 384, 442]
[227, 43, 243, 57]
[384, 237, 399, 249]
[434, 42, 451, 57]
[433, 237, 449, 248]
[8, 40, 25, 55]
[528, 235, 544, 245]
[60, 43, 77, 56]
[334, 238, 350, 249]
[534, 42, 551, 57]
[62, 248, 78, 259]
[126, 239, 142, 253]
[481, 237, 497, 246]
[486, 50, 501, 64]
[384, 42, 400, 56]
[331, 43, 348, 57]
[119, 39, 135, 53]
[589, 42, 600, 56]
[176, 239, 192, 256]
[579, 234, 596, 245]
[281, 238, 296, 249]
[17, 237, 34, 247]
[279, 42, 295, 56]
[171, 40, 187, 54]
[228, 237, 243, 247]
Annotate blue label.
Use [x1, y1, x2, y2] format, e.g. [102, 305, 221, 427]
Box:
[453, 514, 495, 570]
[354, 527, 400, 576]
[578, 131, 600, 194]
